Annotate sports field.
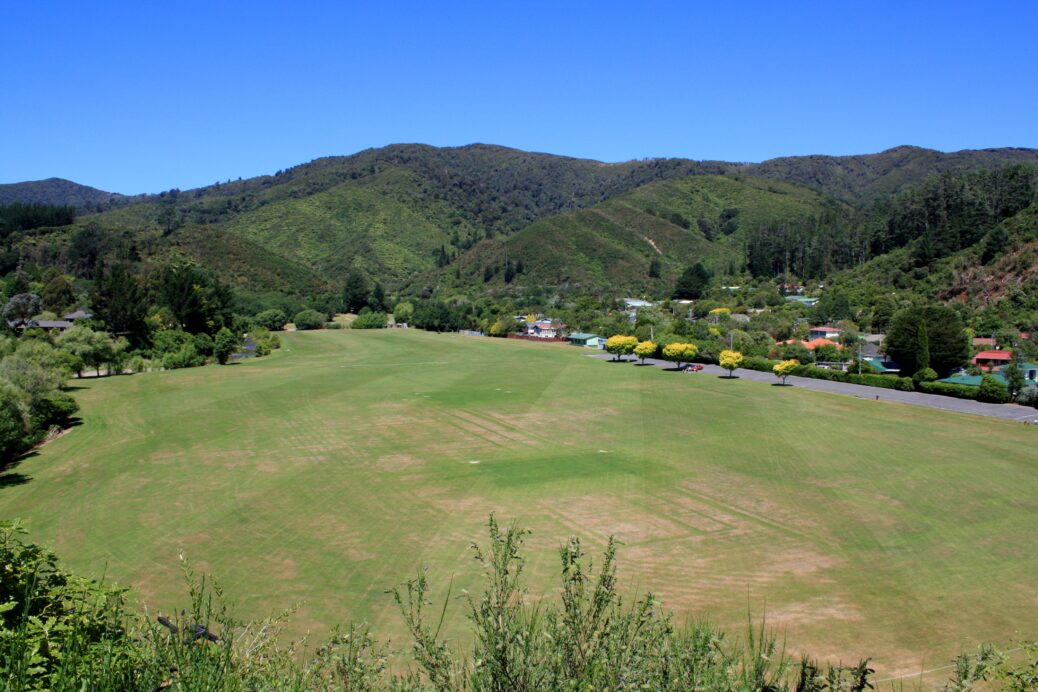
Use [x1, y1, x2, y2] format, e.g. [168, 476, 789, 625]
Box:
[2, 329, 1036, 678]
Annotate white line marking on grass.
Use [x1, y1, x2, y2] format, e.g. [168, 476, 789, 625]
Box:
[468, 460, 481, 464]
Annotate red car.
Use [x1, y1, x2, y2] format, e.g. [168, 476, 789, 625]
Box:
[683, 364, 705, 373]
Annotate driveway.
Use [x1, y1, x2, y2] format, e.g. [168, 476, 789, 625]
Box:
[590, 354, 1038, 423]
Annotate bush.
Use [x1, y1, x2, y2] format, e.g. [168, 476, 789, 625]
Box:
[917, 381, 979, 400]
[253, 308, 287, 331]
[977, 375, 1009, 403]
[162, 344, 204, 370]
[292, 309, 325, 330]
[151, 330, 194, 357]
[352, 312, 388, 329]
[323, 321, 343, 329]
[193, 332, 214, 357]
[913, 368, 938, 384]
[214, 328, 240, 365]
[741, 356, 776, 373]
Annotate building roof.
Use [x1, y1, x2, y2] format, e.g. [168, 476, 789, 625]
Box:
[972, 350, 1013, 361]
[811, 325, 842, 333]
[972, 337, 997, 347]
[63, 309, 93, 320]
[568, 333, 599, 340]
[623, 299, 654, 308]
[803, 338, 841, 350]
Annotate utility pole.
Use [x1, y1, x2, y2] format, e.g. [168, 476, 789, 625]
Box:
[858, 341, 862, 375]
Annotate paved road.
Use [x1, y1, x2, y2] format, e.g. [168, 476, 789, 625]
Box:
[590, 354, 1038, 423]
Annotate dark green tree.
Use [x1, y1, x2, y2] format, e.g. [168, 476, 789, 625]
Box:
[981, 226, 1010, 264]
[369, 282, 386, 312]
[156, 263, 233, 334]
[342, 270, 370, 313]
[648, 257, 661, 278]
[41, 273, 75, 314]
[1003, 353, 1026, 400]
[91, 263, 150, 346]
[672, 263, 710, 300]
[915, 323, 931, 372]
[884, 305, 968, 377]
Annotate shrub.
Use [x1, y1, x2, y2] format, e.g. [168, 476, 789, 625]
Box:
[162, 344, 204, 370]
[742, 356, 776, 373]
[913, 367, 938, 383]
[292, 309, 325, 330]
[193, 332, 214, 357]
[977, 375, 1009, 403]
[214, 327, 240, 365]
[253, 308, 287, 331]
[917, 381, 979, 400]
[352, 312, 388, 329]
[323, 321, 343, 329]
[151, 330, 194, 356]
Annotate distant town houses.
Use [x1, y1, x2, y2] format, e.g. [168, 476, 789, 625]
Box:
[515, 316, 568, 339]
[7, 309, 93, 334]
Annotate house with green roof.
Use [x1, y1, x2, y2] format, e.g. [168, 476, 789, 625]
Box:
[568, 333, 604, 348]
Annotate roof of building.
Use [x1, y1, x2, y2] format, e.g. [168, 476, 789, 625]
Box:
[973, 350, 1013, 361]
[568, 332, 599, 340]
[63, 309, 93, 320]
[811, 325, 842, 332]
[803, 338, 841, 350]
[972, 337, 997, 347]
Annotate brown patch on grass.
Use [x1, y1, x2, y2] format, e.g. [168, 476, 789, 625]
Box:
[377, 454, 424, 471]
[766, 596, 863, 626]
[541, 495, 689, 544]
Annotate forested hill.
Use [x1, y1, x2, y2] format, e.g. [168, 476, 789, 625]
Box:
[1, 143, 1036, 311]
[745, 145, 1038, 205]
[0, 177, 126, 211]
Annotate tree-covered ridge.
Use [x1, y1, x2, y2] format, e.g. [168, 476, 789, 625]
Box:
[0, 178, 127, 212]
[747, 144, 1038, 205]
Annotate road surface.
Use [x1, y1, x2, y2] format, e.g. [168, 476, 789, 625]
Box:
[590, 354, 1038, 423]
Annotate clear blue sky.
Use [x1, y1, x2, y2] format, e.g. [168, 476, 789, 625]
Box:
[3, 1, 1036, 194]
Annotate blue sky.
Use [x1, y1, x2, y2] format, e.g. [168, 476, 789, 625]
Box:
[3, 1, 1036, 193]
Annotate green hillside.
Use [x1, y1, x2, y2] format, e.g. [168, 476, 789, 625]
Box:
[449, 175, 840, 294]
[3, 143, 1037, 305]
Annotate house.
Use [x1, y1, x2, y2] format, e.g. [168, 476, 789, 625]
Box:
[568, 333, 604, 348]
[972, 337, 997, 349]
[1022, 362, 1038, 383]
[730, 313, 751, 324]
[776, 337, 842, 351]
[7, 318, 73, 333]
[809, 326, 842, 341]
[521, 318, 567, 339]
[785, 295, 819, 308]
[972, 350, 1013, 372]
[623, 299, 654, 310]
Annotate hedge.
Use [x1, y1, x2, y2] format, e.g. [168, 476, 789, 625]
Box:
[916, 381, 979, 400]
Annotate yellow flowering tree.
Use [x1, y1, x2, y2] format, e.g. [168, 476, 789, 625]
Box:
[634, 340, 657, 364]
[605, 335, 638, 361]
[773, 359, 799, 385]
[662, 342, 699, 369]
[719, 350, 743, 378]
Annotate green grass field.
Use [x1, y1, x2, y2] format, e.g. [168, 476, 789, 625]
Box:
[2, 330, 1036, 679]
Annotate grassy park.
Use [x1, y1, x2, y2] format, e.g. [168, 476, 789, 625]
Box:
[2, 329, 1036, 679]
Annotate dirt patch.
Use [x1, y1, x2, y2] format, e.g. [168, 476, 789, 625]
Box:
[377, 454, 424, 471]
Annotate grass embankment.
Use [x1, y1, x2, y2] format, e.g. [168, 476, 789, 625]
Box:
[2, 329, 1036, 679]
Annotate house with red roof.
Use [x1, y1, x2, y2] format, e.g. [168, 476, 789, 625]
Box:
[972, 350, 1013, 372]
[972, 337, 997, 349]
